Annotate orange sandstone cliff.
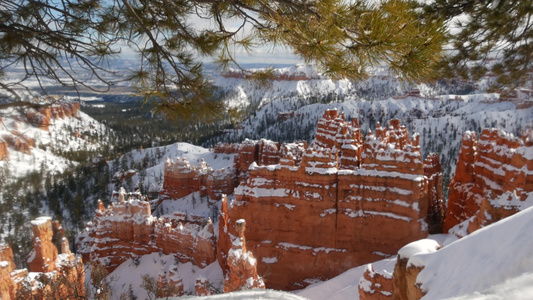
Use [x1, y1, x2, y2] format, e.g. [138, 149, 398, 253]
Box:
[161, 157, 235, 201]
[218, 110, 441, 290]
[1, 102, 81, 158]
[84, 109, 444, 291]
[76, 189, 217, 273]
[25, 102, 81, 131]
[444, 128, 533, 235]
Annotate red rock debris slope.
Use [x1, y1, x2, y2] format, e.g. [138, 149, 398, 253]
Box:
[0, 217, 84, 300]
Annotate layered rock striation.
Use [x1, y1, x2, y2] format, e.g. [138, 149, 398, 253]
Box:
[444, 128, 533, 234]
[86, 109, 446, 291]
[76, 190, 217, 273]
[219, 109, 441, 290]
[161, 157, 235, 201]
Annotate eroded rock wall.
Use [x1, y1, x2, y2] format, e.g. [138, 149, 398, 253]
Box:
[220, 110, 438, 290]
[77, 193, 216, 273]
[444, 128, 533, 235]
[25, 102, 81, 131]
[443, 132, 478, 231]
[161, 157, 235, 201]
[0, 245, 16, 300]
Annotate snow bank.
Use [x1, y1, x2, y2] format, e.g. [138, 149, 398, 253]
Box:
[416, 206, 533, 299]
[171, 289, 308, 300]
[397, 239, 441, 261]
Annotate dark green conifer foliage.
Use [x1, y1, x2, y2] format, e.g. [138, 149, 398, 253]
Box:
[423, 0, 533, 86]
[1, 0, 446, 120]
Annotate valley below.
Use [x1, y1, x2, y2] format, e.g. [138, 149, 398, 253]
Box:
[0, 64, 532, 299]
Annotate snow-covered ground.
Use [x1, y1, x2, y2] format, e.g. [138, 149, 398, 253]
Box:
[110, 142, 235, 204]
[93, 253, 224, 299]
[0, 104, 108, 178]
[294, 207, 533, 300]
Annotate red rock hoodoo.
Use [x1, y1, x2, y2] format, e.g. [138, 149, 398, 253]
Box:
[0, 217, 84, 300]
[444, 128, 533, 235]
[1, 102, 82, 158]
[157, 265, 185, 298]
[76, 191, 217, 273]
[28, 217, 59, 273]
[195, 277, 214, 296]
[222, 219, 265, 293]
[0, 245, 17, 300]
[2, 132, 35, 155]
[218, 109, 441, 290]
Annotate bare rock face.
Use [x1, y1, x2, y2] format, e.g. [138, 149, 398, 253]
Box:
[25, 102, 80, 131]
[392, 239, 441, 300]
[214, 143, 239, 154]
[443, 132, 478, 232]
[0, 245, 16, 300]
[28, 217, 58, 273]
[92, 109, 443, 291]
[359, 264, 393, 300]
[157, 266, 185, 298]
[2, 132, 35, 155]
[161, 157, 234, 201]
[219, 109, 438, 290]
[0, 218, 84, 300]
[444, 128, 533, 235]
[233, 139, 284, 180]
[222, 219, 265, 293]
[77, 196, 217, 273]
